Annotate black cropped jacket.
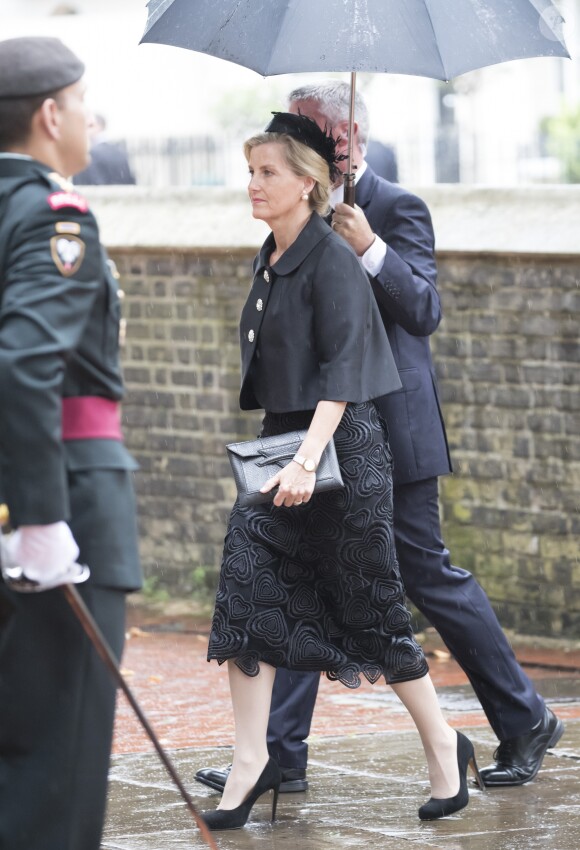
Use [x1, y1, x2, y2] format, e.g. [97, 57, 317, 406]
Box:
[239, 213, 401, 413]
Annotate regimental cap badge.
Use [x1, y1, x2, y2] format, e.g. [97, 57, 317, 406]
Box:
[50, 234, 86, 277]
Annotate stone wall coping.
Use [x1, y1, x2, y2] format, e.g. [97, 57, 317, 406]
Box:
[82, 184, 580, 256]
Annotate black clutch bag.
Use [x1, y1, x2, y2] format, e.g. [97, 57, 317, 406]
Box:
[226, 429, 344, 507]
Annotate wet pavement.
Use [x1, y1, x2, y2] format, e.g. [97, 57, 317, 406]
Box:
[102, 628, 580, 850]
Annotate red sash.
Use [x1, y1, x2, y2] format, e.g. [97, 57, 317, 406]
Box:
[62, 396, 122, 441]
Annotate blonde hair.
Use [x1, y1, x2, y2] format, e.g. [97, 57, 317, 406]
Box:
[244, 132, 331, 216]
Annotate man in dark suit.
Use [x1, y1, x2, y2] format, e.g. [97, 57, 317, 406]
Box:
[365, 138, 399, 183]
[74, 113, 136, 185]
[196, 81, 563, 794]
[0, 37, 141, 850]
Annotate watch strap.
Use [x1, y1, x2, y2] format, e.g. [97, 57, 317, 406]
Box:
[292, 453, 318, 472]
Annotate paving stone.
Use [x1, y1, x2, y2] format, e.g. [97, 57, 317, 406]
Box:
[102, 631, 580, 849]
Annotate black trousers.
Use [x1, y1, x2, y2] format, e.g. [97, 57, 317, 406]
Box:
[0, 582, 126, 850]
[267, 476, 545, 768]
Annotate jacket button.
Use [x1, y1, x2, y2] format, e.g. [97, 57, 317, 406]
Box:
[263, 269, 270, 283]
[256, 299, 263, 311]
[248, 329, 255, 342]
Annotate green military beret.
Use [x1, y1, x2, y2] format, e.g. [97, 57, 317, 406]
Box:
[0, 37, 85, 99]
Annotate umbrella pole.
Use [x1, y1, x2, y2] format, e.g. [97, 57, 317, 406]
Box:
[343, 71, 357, 207]
[61, 583, 219, 850]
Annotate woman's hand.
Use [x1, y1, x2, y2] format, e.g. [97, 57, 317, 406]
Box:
[260, 401, 346, 508]
[260, 460, 316, 508]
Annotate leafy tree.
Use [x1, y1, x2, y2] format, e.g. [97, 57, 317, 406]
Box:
[541, 104, 580, 183]
[212, 83, 288, 139]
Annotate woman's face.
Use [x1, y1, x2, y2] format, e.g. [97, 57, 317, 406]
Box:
[247, 142, 310, 225]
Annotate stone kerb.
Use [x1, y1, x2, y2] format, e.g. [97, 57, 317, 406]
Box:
[84, 186, 580, 637]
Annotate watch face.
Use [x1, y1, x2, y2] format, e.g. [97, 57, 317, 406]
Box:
[304, 459, 316, 472]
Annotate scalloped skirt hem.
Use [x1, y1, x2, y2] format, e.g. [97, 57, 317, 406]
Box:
[207, 652, 430, 690]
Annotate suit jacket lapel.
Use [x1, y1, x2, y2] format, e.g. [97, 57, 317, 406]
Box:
[355, 166, 378, 211]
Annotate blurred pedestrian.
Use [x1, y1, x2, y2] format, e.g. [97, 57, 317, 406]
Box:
[0, 37, 142, 850]
[365, 137, 398, 182]
[74, 113, 136, 185]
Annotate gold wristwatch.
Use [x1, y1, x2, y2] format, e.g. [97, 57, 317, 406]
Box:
[292, 454, 318, 473]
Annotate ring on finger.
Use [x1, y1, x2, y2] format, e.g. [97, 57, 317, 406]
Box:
[295, 501, 303, 506]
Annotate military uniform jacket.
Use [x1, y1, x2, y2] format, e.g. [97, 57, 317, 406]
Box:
[0, 157, 137, 536]
[239, 213, 401, 413]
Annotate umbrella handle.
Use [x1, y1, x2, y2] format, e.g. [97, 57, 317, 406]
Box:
[343, 71, 357, 208]
[343, 173, 356, 207]
[61, 584, 219, 850]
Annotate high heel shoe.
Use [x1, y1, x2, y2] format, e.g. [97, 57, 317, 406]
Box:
[418, 730, 485, 821]
[200, 757, 281, 831]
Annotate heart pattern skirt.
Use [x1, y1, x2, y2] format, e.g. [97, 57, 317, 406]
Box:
[208, 402, 428, 688]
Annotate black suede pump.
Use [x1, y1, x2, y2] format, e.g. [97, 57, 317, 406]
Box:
[200, 757, 281, 831]
[418, 731, 484, 820]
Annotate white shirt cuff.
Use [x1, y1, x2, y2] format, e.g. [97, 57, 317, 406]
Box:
[361, 234, 387, 277]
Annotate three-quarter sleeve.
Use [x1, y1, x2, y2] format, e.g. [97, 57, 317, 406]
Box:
[312, 243, 370, 400]
[312, 237, 401, 404]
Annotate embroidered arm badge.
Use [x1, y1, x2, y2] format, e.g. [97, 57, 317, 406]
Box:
[50, 234, 86, 276]
[47, 191, 88, 213]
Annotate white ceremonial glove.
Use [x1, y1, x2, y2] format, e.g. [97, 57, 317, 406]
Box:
[2, 522, 89, 591]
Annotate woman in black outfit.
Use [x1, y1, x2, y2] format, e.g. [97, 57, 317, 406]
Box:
[202, 113, 481, 830]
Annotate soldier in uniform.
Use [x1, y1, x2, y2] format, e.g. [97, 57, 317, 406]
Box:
[0, 37, 142, 850]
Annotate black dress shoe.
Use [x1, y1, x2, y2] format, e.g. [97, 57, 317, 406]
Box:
[196, 763, 308, 793]
[479, 707, 564, 787]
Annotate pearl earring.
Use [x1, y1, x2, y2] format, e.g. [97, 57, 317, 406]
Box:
[301, 192, 309, 201]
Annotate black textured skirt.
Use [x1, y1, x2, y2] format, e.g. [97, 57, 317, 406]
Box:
[207, 402, 428, 688]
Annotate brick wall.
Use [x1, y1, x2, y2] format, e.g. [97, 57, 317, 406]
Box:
[113, 249, 262, 593]
[87, 185, 579, 638]
[433, 252, 580, 636]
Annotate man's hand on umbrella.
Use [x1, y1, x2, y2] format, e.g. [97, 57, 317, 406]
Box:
[332, 203, 375, 256]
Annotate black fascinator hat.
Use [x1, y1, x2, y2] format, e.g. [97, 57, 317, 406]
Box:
[264, 112, 347, 182]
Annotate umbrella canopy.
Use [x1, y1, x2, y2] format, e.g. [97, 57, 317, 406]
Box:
[141, 0, 569, 204]
[141, 0, 569, 81]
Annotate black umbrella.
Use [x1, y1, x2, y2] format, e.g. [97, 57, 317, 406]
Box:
[142, 0, 568, 77]
[141, 0, 569, 202]
[141, 0, 569, 197]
